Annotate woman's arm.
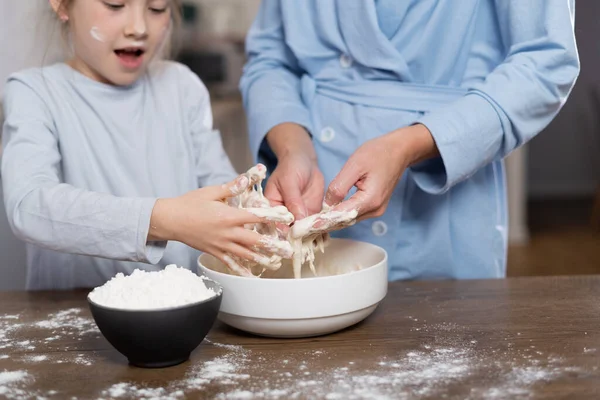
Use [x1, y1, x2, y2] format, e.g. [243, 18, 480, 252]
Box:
[239, 0, 314, 161]
[412, 0, 580, 194]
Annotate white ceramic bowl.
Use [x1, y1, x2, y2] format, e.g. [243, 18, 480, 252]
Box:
[197, 238, 388, 338]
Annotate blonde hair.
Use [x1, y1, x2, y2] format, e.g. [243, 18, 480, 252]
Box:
[53, 0, 182, 59]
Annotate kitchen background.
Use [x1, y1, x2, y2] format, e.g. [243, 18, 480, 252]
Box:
[0, 0, 598, 290]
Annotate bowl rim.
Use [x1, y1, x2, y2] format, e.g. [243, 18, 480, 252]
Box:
[86, 276, 224, 313]
[197, 238, 388, 282]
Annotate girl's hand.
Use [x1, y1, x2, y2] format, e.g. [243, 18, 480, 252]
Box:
[149, 175, 293, 275]
[324, 124, 439, 220]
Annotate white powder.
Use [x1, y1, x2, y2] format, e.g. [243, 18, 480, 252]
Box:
[0, 311, 587, 399]
[203, 339, 244, 352]
[73, 354, 93, 366]
[99, 383, 184, 399]
[110, 327, 586, 400]
[221, 390, 254, 399]
[76, 334, 579, 400]
[24, 355, 47, 363]
[35, 308, 98, 334]
[0, 370, 28, 386]
[0, 307, 100, 372]
[87, 265, 220, 310]
[0, 370, 30, 398]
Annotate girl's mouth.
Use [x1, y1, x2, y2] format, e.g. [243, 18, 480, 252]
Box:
[114, 48, 146, 69]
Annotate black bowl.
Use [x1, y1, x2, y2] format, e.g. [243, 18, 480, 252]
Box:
[88, 279, 223, 368]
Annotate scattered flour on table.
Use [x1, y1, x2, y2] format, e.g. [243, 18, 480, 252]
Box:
[22, 355, 47, 363]
[0, 308, 100, 355]
[34, 308, 98, 334]
[0, 307, 101, 381]
[0, 307, 102, 398]
[87, 264, 220, 310]
[0, 370, 31, 399]
[99, 383, 185, 400]
[90, 329, 585, 400]
[0, 312, 589, 399]
[0, 368, 58, 400]
[73, 354, 93, 366]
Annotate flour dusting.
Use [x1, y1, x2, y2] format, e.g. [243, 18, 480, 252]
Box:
[0, 308, 100, 368]
[0, 310, 590, 399]
[0, 370, 30, 398]
[23, 355, 47, 363]
[34, 308, 98, 334]
[84, 332, 583, 400]
[99, 383, 184, 399]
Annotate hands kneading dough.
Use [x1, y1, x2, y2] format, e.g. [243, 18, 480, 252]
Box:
[223, 164, 358, 279]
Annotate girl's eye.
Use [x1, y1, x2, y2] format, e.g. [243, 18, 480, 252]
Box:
[103, 2, 124, 11]
[149, 7, 167, 14]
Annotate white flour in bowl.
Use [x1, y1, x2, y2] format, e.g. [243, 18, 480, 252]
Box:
[87, 264, 220, 310]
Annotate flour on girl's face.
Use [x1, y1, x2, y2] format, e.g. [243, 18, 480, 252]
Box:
[90, 26, 105, 43]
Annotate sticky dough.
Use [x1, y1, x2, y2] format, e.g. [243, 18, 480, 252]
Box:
[288, 205, 358, 279]
[225, 164, 357, 279]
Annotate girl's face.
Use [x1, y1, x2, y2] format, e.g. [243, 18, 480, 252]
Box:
[52, 0, 172, 86]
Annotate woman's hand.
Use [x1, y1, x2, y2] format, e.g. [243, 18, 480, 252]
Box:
[325, 124, 439, 220]
[148, 175, 293, 275]
[263, 123, 325, 220]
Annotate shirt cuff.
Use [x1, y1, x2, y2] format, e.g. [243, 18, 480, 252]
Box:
[412, 92, 503, 194]
[248, 104, 313, 162]
[136, 198, 167, 264]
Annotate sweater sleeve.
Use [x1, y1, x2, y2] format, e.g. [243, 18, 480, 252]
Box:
[1, 78, 166, 263]
[412, 0, 580, 194]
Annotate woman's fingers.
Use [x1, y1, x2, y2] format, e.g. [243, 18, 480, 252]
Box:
[324, 158, 363, 207]
[290, 206, 358, 239]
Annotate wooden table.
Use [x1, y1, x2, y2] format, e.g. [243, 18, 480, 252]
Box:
[1, 276, 600, 399]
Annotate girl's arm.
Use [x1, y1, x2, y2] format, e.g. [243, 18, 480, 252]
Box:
[1, 79, 166, 263]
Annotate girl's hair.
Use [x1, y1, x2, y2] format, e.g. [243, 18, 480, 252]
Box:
[53, 0, 182, 59]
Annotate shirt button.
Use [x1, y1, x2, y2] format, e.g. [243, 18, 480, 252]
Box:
[320, 127, 335, 142]
[339, 53, 353, 68]
[372, 221, 388, 237]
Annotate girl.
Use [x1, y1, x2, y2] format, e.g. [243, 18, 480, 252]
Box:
[1, 0, 289, 290]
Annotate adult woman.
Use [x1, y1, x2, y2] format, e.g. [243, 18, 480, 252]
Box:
[240, 1, 579, 280]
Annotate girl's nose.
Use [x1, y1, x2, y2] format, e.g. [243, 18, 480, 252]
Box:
[124, 10, 148, 39]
